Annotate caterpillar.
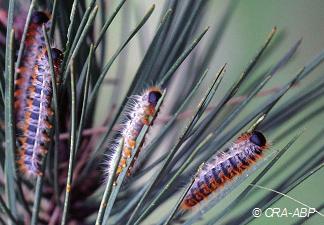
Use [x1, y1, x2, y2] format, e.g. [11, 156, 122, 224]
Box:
[108, 86, 163, 180]
[181, 131, 268, 209]
[14, 11, 51, 122]
[16, 47, 63, 176]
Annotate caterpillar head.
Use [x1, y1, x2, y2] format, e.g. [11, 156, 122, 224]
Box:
[249, 131, 267, 147]
[147, 87, 162, 106]
[50, 48, 64, 84]
[51, 48, 64, 63]
[31, 11, 50, 25]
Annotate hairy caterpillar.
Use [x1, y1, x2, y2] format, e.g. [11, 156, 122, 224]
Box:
[108, 87, 163, 180]
[16, 47, 63, 176]
[181, 131, 268, 209]
[14, 11, 51, 122]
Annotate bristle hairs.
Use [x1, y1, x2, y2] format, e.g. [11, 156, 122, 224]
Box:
[15, 11, 51, 122]
[181, 131, 269, 209]
[107, 86, 163, 180]
[16, 47, 63, 176]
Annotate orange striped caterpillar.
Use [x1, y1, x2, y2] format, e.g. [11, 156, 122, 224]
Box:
[15, 11, 51, 123]
[108, 87, 163, 180]
[181, 131, 268, 209]
[16, 47, 63, 176]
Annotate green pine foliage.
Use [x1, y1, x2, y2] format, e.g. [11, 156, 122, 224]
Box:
[0, 0, 323, 225]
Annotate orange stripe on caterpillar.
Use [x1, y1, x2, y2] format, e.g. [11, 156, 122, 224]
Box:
[16, 47, 63, 176]
[109, 87, 163, 180]
[15, 11, 51, 123]
[181, 131, 268, 209]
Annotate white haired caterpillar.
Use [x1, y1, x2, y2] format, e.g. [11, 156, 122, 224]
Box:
[181, 131, 269, 209]
[16, 47, 63, 176]
[14, 11, 51, 122]
[108, 86, 163, 180]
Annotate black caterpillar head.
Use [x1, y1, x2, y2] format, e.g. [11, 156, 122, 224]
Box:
[249, 131, 266, 147]
[31, 11, 50, 24]
[51, 48, 64, 62]
[148, 90, 162, 106]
